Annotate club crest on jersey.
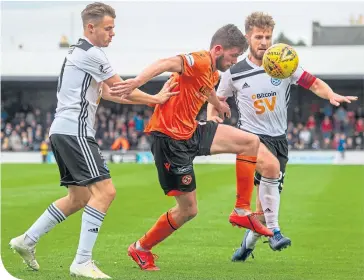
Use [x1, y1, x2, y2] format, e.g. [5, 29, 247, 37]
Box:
[99, 65, 108, 74]
[271, 78, 281, 86]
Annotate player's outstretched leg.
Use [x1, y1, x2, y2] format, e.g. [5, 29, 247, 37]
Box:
[210, 124, 273, 237]
[255, 144, 291, 250]
[128, 191, 197, 271]
[258, 178, 291, 251]
[9, 187, 90, 271]
[229, 154, 260, 231]
[70, 179, 115, 279]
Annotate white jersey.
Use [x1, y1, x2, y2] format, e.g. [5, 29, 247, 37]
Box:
[216, 57, 305, 136]
[49, 38, 115, 138]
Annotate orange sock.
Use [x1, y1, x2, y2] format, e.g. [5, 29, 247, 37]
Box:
[139, 210, 180, 251]
[235, 155, 257, 211]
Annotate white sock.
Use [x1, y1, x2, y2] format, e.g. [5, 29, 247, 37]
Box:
[245, 230, 261, 249]
[259, 177, 280, 231]
[75, 205, 105, 264]
[24, 203, 66, 246]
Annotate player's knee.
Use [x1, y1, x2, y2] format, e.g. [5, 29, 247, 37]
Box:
[259, 157, 280, 178]
[102, 184, 116, 203]
[68, 193, 90, 210]
[93, 179, 116, 204]
[236, 134, 260, 155]
[186, 206, 198, 220]
[176, 204, 198, 221]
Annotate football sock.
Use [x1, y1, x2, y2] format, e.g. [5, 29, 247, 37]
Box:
[258, 176, 280, 230]
[75, 205, 105, 264]
[245, 230, 261, 249]
[235, 155, 257, 212]
[24, 203, 66, 246]
[138, 210, 180, 251]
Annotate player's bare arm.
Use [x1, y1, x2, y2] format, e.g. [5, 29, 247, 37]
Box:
[109, 56, 183, 96]
[208, 90, 231, 118]
[207, 97, 229, 123]
[308, 78, 358, 106]
[103, 74, 179, 104]
[101, 82, 142, 104]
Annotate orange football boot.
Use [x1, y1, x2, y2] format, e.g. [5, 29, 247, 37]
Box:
[127, 243, 160, 271]
[229, 210, 273, 237]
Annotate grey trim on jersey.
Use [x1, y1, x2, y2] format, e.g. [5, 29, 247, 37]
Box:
[230, 58, 254, 74]
[57, 58, 67, 92]
[232, 69, 266, 81]
[74, 39, 94, 52]
[78, 73, 92, 137]
[76, 72, 100, 178]
[233, 91, 243, 129]
[285, 84, 291, 108]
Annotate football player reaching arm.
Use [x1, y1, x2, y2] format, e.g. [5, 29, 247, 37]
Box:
[101, 78, 179, 105]
[207, 68, 233, 123]
[109, 56, 231, 116]
[301, 73, 358, 106]
[110, 56, 183, 95]
[101, 74, 179, 105]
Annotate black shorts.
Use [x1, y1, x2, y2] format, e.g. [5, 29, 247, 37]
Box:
[50, 134, 110, 187]
[254, 134, 288, 192]
[150, 121, 218, 195]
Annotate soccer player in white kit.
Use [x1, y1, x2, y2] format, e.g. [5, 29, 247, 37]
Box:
[9, 2, 177, 278]
[207, 12, 357, 261]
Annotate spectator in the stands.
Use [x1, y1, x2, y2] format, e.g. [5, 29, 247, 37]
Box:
[137, 135, 151, 151]
[128, 130, 139, 150]
[356, 118, 364, 133]
[111, 132, 130, 152]
[299, 126, 312, 148]
[321, 116, 333, 140]
[134, 113, 145, 135]
[9, 130, 22, 151]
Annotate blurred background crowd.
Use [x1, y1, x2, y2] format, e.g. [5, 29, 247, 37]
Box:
[1, 97, 363, 153]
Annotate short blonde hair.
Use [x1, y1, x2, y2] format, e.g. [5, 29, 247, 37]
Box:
[81, 2, 116, 27]
[245, 12, 275, 33]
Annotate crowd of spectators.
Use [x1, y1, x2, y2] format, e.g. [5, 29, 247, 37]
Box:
[286, 104, 363, 150]
[1, 100, 363, 152]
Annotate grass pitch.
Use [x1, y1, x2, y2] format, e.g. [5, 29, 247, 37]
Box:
[2, 164, 364, 280]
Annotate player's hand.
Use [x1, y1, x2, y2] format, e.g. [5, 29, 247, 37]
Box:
[154, 78, 179, 104]
[109, 78, 139, 97]
[218, 98, 231, 119]
[329, 93, 358, 106]
[210, 116, 224, 123]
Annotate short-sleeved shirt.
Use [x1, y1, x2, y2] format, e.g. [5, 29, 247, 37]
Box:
[144, 50, 220, 140]
[216, 57, 314, 136]
[49, 38, 115, 137]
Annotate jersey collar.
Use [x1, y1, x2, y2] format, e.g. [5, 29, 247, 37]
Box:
[82, 36, 94, 45]
[246, 55, 263, 69]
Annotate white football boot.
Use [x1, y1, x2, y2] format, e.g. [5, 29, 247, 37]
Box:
[70, 259, 111, 279]
[9, 234, 39, 271]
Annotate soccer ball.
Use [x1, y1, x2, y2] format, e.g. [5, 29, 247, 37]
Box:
[262, 43, 299, 79]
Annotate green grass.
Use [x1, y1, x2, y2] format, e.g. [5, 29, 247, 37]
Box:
[2, 164, 364, 280]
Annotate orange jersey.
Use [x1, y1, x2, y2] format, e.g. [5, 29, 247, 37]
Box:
[144, 50, 220, 140]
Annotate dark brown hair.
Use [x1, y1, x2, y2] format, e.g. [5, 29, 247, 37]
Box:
[210, 24, 248, 51]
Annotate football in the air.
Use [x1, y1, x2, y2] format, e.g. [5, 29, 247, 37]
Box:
[262, 43, 299, 79]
